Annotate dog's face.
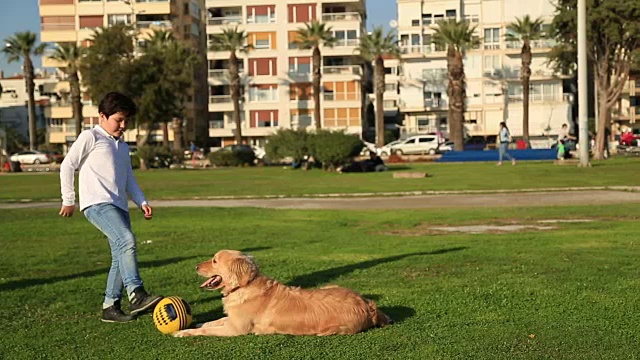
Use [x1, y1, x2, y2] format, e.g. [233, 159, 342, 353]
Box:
[197, 250, 258, 294]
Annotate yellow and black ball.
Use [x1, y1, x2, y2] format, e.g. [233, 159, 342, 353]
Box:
[153, 296, 192, 334]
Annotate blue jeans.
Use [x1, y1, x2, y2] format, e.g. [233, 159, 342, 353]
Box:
[84, 203, 143, 308]
[499, 142, 514, 162]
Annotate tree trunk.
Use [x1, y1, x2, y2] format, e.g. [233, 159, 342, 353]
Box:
[594, 81, 610, 160]
[447, 47, 465, 151]
[312, 46, 322, 130]
[171, 117, 183, 150]
[374, 56, 386, 148]
[521, 41, 532, 147]
[230, 51, 242, 144]
[24, 57, 37, 150]
[70, 70, 83, 137]
[161, 122, 169, 147]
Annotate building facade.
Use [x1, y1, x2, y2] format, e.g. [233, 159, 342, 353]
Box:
[38, 0, 208, 149]
[394, 0, 572, 140]
[205, 0, 367, 147]
[0, 73, 58, 143]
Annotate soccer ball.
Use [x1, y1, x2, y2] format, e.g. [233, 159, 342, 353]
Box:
[153, 296, 192, 334]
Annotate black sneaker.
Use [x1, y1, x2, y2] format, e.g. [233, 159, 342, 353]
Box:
[129, 287, 163, 316]
[101, 301, 133, 323]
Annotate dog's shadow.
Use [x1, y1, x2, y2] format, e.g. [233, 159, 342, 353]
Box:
[378, 305, 415, 324]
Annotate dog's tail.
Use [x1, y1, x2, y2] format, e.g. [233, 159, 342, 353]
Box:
[366, 299, 393, 327]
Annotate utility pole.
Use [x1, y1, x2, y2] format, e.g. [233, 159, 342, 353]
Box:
[577, 0, 589, 166]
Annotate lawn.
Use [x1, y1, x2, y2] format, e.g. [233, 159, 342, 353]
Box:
[1, 157, 640, 202]
[2, 204, 640, 359]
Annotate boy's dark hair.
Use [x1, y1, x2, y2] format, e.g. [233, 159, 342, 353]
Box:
[98, 92, 137, 118]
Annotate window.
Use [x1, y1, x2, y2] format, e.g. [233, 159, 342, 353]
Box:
[323, 108, 360, 127]
[108, 14, 131, 26]
[484, 28, 500, 49]
[250, 110, 278, 128]
[332, 29, 358, 46]
[446, 9, 456, 19]
[41, 16, 75, 31]
[323, 81, 359, 101]
[385, 83, 397, 92]
[412, 19, 420, 26]
[421, 14, 432, 25]
[289, 57, 311, 75]
[255, 39, 270, 49]
[249, 32, 276, 50]
[248, 84, 278, 102]
[249, 58, 277, 76]
[288, 4, 315, 23]
[79, 15, 103, 29]
[247, 5, 276, 24]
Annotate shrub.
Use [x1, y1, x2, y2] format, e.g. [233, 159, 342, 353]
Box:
[264, 129, 309, 165]
[136, 145, 173, 169]
[308, 130, 364, 171]
[207, 147, 255, 167]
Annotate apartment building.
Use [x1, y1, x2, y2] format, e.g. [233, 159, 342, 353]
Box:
[38, 0, 207, 150]
[614, 74, 640, 128]
[0, 72, 58, 142]
[205, 0, 367, 147]
[394, 0, 571, 139]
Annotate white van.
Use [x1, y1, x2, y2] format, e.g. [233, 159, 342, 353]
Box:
[390, 135, 439, 155]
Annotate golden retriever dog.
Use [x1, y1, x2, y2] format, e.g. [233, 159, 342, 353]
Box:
[173, 250, 391, 337]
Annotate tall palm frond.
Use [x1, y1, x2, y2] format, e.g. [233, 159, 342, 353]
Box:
[210, 27, 252, 144]
[357, 27, 401, 148]
[2, 31, 47, 150]
[295, 21, 336, 129]
[432, 19, 479, 151]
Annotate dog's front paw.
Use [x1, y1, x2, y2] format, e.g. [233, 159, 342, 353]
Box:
[173, 330, 190, 338]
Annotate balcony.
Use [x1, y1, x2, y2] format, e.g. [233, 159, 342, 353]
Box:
[321, 12, 361, 22]
[209, 120, 224, 129]
[246, 15, 276, 24]
[505, 39, 557, 50]
[425, 98, 446, 109]
[334, 39, 359, 47]
[208, 16, 242, 26]
[136, 20, 172, 30]
[209, 95, 233, 103]
[323, 92, 360, 101]
[322, 65, 361, 76]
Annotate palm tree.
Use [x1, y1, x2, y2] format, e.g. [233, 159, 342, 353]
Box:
[142, 30, 175, 146]
[432, 19, 479, 151]
[210, 27, 251, 144]
[357, 27, 401, 148]
[295, 21, 337, 129]
[506, 16, 544, 148]
[49, 43, 84, 137]
[2, 32, 47, 150]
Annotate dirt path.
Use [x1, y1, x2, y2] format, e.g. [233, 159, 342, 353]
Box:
[2, 189, 639, 210]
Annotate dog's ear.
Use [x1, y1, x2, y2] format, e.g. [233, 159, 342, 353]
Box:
[228, 255, 258, 289]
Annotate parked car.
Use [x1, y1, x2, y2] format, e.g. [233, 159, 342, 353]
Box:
[377, 140, 402, 156]
[10, 150, 51, 164]
[43, 151, 64, 164]
[391, 135, 440, 155]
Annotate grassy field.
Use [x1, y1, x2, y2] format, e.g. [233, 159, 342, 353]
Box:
[2, 204, 640, 359]
[1, 157, 640, 202]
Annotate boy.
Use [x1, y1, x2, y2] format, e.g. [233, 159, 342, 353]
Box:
[59, 92, 162, 323]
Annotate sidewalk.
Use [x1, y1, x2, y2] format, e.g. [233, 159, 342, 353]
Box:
[2, 187, 639, 210]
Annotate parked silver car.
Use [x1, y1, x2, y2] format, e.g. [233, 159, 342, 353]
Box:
[390, 135, 439, 155]
[10, 150, 51, 164]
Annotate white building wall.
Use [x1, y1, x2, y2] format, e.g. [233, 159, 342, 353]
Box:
[394, 0, 572, 139]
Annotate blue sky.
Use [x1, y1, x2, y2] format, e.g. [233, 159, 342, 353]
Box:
[0, 0, 396, 76]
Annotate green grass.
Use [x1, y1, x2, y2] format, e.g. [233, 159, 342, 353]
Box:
[2, 157, 640, 202]
[2, 204, 640, 359]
